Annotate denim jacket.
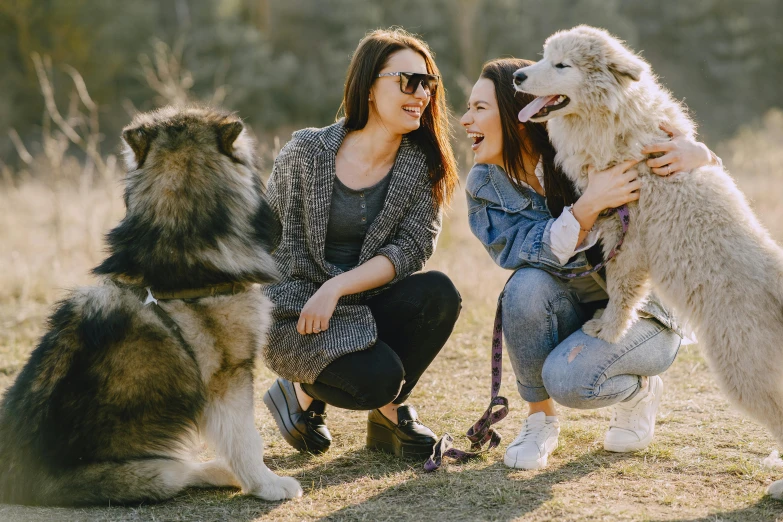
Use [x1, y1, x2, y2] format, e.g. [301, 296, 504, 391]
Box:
[466, 163, 680, 334]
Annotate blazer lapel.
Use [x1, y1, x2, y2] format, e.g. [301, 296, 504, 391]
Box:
[305, 122, 347, 274]
[359, 136, 427, 262]
[306, 150, 335, 273]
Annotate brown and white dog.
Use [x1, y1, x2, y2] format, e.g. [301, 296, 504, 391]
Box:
[0, 107, 302, 505]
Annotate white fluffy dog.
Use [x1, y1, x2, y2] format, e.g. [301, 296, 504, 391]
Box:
[513, 25, 783, 500]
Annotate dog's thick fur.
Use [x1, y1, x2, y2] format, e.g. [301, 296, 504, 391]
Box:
[0, 107, 302, 505]
[515, 25, 783, 499]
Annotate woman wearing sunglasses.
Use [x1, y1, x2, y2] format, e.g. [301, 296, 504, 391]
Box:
[462, 58, 720, 470]
[262, 28, 460, 459]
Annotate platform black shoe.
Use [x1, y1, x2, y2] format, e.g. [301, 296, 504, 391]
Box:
[263, 377, 331, 454]
[366, 405, 437, 459]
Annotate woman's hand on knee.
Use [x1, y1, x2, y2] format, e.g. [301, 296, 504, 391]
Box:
[297, 281, 341, 335]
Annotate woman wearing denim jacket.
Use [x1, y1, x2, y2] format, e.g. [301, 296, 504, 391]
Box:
[462, 58, 721, 470]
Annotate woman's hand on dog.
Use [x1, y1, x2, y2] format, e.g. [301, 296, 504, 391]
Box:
[571, 159, 640, 237]
[297, 281, 342, 335]
[580, 159, 641, 209]
[643, 122, 717, 176]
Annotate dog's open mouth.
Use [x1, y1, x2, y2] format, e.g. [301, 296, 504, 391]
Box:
[518, 95, 570, 122]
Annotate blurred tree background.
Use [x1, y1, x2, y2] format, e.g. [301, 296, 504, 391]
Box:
[1, 0, 781, 167]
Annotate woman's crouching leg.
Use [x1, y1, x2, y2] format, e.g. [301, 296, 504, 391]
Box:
[541, 317, 681, 410]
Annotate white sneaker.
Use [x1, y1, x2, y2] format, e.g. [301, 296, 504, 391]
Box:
[503, 412, 560, 470]
[603, 375, 664, 452]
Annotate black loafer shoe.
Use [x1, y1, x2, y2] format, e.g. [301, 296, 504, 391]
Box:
[367, 405, 437, 459]
[263, 378, 331, 454]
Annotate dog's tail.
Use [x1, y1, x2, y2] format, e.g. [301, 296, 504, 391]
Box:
[0, 457, 197, 506]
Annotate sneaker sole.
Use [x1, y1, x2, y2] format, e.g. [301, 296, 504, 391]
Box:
[262, 382, 330, 454]
[366, 420, 435, 460]
[503, 438, 559, 470]
[603, 377, 664, 453]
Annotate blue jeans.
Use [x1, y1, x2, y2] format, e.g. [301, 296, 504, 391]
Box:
[503, 268, 681, 408]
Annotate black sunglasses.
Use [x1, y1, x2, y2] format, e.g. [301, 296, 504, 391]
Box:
[377, 71, 439, 96]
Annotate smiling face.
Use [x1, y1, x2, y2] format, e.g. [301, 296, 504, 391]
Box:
[369, 49, 432, 135]
[512, 25, 647, 123]
[460, 78, 505, 167]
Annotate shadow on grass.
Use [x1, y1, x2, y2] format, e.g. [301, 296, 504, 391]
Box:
[0, 487, 288, 522]
[5, 449, 778, 521]
[315, 449, 635, 521]
[0, 449, 433, 522]
[661, 497, 783, 522]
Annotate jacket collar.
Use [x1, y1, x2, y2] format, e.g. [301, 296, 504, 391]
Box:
[317, 120, 349, 153]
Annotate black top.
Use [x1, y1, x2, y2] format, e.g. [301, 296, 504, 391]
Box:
[324, 171, 392, 271]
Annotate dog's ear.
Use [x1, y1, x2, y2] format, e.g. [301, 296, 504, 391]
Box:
[216, 120, 244, 157]
[121, 126, 153, 170]
[608, 48, 645, 84]
[609, 52, 644, 84]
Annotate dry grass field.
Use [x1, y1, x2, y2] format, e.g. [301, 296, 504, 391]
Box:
[1, 111, 783, 521]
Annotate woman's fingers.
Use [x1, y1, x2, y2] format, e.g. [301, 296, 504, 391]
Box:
[659, 121, 683, 138]
[304, 317, 314, 335]
[621, 167, 640, 183]
[641, 140, 675, 155]
[647, 152, 677, 168]
[651, 162, 681, 176]
[297, 314, 315, 335]
[627, 179, 642, 193]
[612, 158, 640, 175]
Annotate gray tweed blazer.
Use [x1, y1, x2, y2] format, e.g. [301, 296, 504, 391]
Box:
[262, 120, 441, 383]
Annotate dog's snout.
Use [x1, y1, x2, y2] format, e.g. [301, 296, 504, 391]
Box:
[513, 71, 527, 86]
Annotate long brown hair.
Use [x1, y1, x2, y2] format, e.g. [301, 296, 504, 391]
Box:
[479, 58, 578, 217]
[341, 28, 458, 208]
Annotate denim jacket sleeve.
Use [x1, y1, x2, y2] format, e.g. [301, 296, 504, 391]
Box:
[466, 163, 590, 273]
[467, 164, 682, 335]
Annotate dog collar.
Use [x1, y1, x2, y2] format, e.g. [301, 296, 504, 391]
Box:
[143, 282, 250, 302]
[112, 280, 250, 304]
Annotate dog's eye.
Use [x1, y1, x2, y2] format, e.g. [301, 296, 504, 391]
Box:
[555, 63, 570, 69]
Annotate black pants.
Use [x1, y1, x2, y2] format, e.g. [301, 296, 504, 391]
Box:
[301, 271, 461, 410]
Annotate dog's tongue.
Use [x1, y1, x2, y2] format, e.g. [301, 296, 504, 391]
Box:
[518, 95, 559, 123]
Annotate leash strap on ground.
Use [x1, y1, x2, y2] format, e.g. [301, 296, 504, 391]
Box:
[424, 290, 509, 472]
[423, 205, 630, 472]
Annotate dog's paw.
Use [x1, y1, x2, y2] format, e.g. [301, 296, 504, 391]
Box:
[581, 318, 606, 339]
[582, 318, 624, 343]
[252, 475, 303, 501]
[768, 478, 783, 500]
[598, 326, 625, 344]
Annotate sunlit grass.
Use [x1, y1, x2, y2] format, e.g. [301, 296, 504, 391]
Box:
[1, 112, 783, 520]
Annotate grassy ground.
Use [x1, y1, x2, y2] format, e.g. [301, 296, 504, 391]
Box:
[2, 114, 783, 521]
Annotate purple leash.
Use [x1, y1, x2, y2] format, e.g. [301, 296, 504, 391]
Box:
[554, 205, 631, 280]
[423, 292, 509, 472]
[424, 205, 630, 472]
